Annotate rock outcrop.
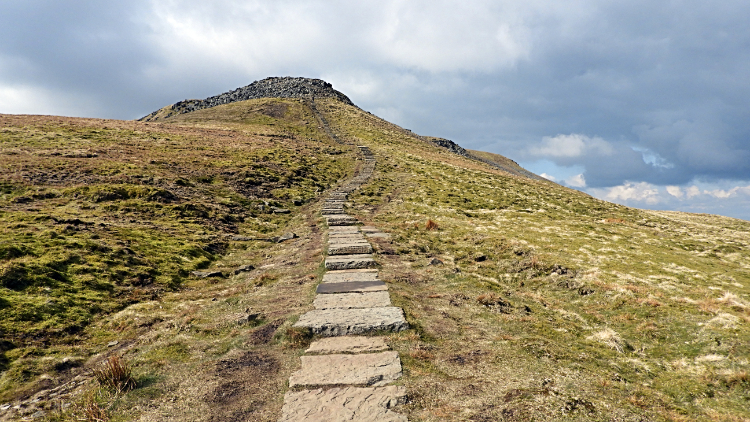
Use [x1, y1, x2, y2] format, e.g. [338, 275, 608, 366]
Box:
[139, 77, 353, 121]
[425, 136, 469, 157]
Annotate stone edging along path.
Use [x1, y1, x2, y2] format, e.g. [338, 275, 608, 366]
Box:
[279, 146, 410, 421]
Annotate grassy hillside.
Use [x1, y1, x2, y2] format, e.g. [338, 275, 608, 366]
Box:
[0, 99, 352, 405]
[1, 96, 749, 421]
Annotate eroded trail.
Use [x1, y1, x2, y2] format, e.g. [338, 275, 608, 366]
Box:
[279, 146, 410, 421]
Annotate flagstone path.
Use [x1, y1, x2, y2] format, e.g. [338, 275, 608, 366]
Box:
[279, 146, 409, 421]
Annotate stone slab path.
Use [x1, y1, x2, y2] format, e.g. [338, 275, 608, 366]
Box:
[279, 386, 407, 422]
[294, 307, 408, 336]
[313, 291, 392, 309]
[325, 254, 377, 270]
[280, 146, 408, 421]
[289, 351, 402, 388]
[316, 280, 388, 294]
[305, 336, 389, 354]
[323, 269, 380, 283]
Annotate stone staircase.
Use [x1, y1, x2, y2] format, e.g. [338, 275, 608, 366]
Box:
[279, 147, 409, 421]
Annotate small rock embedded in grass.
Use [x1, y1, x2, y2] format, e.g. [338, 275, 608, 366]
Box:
[191, 270, 224, 278]
[234, 264, 255, 274]
[231, 235, 256, 241]
[477, 294, 513, 313]
[237, 313, 262, 325]
[277, 232, 298, 243]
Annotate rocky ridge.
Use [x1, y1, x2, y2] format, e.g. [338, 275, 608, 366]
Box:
[139, 77, 354, 121]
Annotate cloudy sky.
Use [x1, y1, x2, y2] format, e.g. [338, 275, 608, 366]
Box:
[2, 1, 750, 220]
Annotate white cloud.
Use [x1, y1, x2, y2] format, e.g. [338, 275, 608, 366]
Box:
[540, 173, 557, 182]
[586, 181, 750, 220]
[705, 189, 734, 199]
[372, 1, 531, 72]
[686, 185, 701, 198]
[674, 185, 750, 200]
[595, 182, 662, 205]
[633, 147, 675, 169]
[666, 186, 683, 198]
[140, 0, 532, 83]
[528, 134, 614, 158]
[565, 173, 586, 187]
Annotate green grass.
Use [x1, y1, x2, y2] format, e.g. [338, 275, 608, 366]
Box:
[0, 100, 353, 401]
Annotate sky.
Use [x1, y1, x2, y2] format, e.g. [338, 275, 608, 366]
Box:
[2, 1, 750, 220]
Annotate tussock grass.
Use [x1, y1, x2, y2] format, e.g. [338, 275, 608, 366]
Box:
[93, 356, 136, 393]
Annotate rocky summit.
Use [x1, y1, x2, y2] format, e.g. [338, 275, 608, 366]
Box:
[139, 76, 354, 121]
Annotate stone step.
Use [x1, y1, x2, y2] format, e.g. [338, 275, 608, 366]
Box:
[288, 351, 402, 388]
[327, 229, 361, 234]
[365, 232, 390, 238]
[314, 291, 392, 309]
[322, 209, 346, 215]
[329, 226, 360, 233]
[328, 235, 368, 243]
[329, 231, 365, 236]
[326, 215, 356, 220]
[327, 219, 358, 226]
[360, 226, 380, 233]
[316, 280, 387, 294]
[323, 269, 379, 283]
[325, 254, 375, 270]
[328, 238, 370, 245]
[293, 307, 408, 336]
[328, 243, 373, 255]
[280, 386, 407, 422]
[306, 336, 389, 354]
[327, 215, 358, 221]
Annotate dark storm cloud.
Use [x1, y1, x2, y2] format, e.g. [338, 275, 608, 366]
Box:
[0, 1, 162, 116]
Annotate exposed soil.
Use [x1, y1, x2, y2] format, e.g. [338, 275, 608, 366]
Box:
[205, 351, 280, 421]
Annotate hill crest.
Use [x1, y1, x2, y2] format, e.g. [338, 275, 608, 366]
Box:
[139, 76, 354, 121]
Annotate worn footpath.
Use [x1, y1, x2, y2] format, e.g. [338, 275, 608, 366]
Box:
[278, 146, 410, 421]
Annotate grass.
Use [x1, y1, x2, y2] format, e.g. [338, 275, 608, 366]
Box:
[0, 99, 353, 404]
[2, 96, 749, 421]
[93, 356, 136, 393]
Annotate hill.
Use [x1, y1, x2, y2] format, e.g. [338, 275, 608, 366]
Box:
[1, 79, 749, 421]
